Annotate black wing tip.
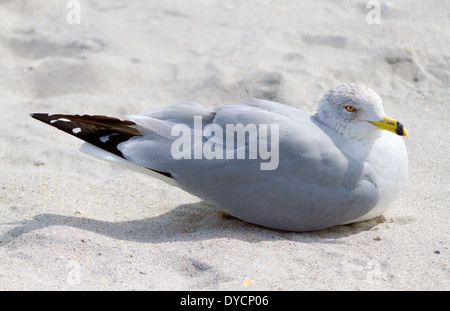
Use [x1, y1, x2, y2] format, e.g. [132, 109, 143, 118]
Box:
[31, 112, 174, 180]
[31, 113, 56, 125]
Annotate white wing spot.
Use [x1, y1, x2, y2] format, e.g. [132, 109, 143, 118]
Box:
[99, 133, 119, 143]
[100, 135, 109, 143]
[72, 127, 82, 134]
[50, 118, 71, 124]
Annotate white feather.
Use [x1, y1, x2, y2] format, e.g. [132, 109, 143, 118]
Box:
[79, 142, 179, 187]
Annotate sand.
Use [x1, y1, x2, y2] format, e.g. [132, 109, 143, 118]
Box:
[0, 0, 448, 290]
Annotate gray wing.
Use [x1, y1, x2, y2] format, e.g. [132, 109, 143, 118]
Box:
[119, 99, 379, 231]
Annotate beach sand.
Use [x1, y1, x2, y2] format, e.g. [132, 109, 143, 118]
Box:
[0, 0, 448, 290]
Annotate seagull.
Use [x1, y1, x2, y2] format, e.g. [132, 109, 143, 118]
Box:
[31, 83, 408, 231]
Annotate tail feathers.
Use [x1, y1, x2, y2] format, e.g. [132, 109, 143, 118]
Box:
[31, 113, 172, 179]
[31, 113, 140, 158]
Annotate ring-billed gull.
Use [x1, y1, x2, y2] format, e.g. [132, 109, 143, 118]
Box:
[31, 83, 408, 231]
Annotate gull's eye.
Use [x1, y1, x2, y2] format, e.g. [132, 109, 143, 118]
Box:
[345, 105, 356, 112]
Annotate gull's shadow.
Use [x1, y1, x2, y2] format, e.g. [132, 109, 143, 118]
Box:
[0, 201, 385, 247]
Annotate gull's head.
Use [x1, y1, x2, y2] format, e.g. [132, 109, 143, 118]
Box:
[317, 83, 407, 140]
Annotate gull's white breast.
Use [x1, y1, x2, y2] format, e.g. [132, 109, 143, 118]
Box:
[348, 132, 408, 223]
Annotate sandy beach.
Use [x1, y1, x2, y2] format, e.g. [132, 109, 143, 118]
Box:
[0, 0, 448, 290]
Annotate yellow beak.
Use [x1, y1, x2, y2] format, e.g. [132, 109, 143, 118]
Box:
[369, 116, 408, 137]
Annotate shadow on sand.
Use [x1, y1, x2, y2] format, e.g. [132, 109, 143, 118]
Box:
[0, 201, 386, 247]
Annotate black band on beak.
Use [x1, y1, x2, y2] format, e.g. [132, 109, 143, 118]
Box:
[396, 121, 405, 136]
